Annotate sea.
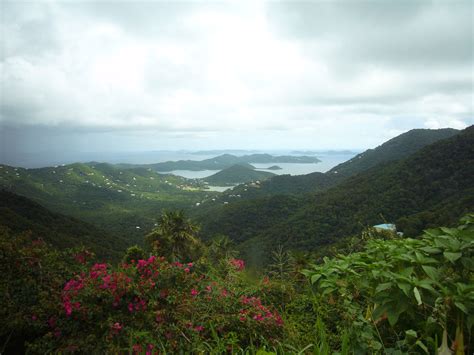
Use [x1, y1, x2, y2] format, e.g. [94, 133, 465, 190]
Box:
[4, 150, 358, 180]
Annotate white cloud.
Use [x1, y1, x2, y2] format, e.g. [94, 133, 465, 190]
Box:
[1, 0, 472, 153]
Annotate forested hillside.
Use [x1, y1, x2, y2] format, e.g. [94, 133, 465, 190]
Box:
[0, 163, 216, 241]
[205, 128, 460, 202]
[195, 126, 473, 264]
[0, 190, 127, 260]
[327, 128, 459, 177]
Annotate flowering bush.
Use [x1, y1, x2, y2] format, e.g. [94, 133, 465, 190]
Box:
[29, 253, 283, 352]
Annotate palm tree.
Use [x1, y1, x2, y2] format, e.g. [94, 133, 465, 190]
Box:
[146, 210, 201, 262]
[207, 234, 238, 264]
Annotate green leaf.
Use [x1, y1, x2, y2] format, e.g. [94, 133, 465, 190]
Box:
[420, 246, 442, 254]
[405, 329, 417, 338]
[387, 310, 401, 326]
[417, 279, 437, 294]
[375, 282, 392, 293]
[397, 282, 411, 297]
[310, 274, 322, 284]
[399, 267, 414, 277]
[413, 287, 422, 305]
[444, 251, 462, 263]
[461, 257, 474, 271]
[415, 340, 429, 354]
[454, 301, 469, 314]
[421, 265, 439, 280]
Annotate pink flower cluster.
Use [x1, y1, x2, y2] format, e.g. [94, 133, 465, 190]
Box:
[128, 297, 147, 312]
[230, 258, 245, 271]
[63, 278, 84, 316]
[239, 296, 283, 326]
[132, 343, 154, 355]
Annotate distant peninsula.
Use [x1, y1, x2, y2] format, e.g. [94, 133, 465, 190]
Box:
[265, 165, 282, 170]
[202, 164, 275, 186]
[120, 154, 321, 172]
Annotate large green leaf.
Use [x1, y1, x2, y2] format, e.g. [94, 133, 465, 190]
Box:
[443, 251, 462, 263]
[413, 287, 422, 305]
[375, 282, 392, 293]
[311, 274, 322, 284]
[454, 301, 469, 315]
[397, 282, 411, 297]
[421, 265, 440, 280]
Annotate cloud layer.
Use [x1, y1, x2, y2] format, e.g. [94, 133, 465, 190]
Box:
[1, 0, 473, 153]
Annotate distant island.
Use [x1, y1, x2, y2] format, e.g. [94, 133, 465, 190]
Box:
[265, 165, 282, 170]
[202, 164, 275, 186]
[118, 154, 320, 172]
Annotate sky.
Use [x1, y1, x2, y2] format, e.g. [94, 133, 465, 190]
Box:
[1, 0, 473, 164]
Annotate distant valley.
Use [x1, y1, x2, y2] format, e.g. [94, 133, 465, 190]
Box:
[1, 127, 471, 265]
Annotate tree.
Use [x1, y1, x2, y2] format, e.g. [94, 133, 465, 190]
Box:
[206, 234, 238, 265]
[145, 210, 201, 262]
[122, 245, 145, 263]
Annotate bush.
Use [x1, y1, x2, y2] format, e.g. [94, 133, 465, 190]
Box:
[28, 254, 284, 353]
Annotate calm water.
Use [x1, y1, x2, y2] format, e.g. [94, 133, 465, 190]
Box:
[163, 153, 355, 180]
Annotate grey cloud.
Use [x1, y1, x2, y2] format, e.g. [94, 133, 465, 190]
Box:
[2, 2, 61, 59]
[266, 1, 473, 68]
[1, 0, 472, 159]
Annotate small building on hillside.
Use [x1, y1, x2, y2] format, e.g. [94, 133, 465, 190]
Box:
[373, 223, 403, 236]
[373, 223, 396, 232]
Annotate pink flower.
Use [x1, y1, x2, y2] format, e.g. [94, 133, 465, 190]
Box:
[128, 303, 134, 312]
[191, 289, 199, 297]
[187, 262, 193, 267]
[111, 322, 122, 334]
[146, 344, 154, 355]
[230, 258, 245, 271]
[184, 268, 190, 273]
[194, 325, 204, 332]
[64, 301, 73, 316]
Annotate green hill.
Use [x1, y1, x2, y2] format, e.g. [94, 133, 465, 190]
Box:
[327, 128, 459, 177]
[0, 190, 128, 260]
[0, 162, 216, 242]
[194, 126, 473, 265]
[202, 164, 275, 186]
[193, 128, 460, 204]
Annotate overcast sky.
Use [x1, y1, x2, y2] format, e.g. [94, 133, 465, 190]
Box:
[1, 0, 473, 162]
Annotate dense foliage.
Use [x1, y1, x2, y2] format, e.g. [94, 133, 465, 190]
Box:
[326, 128, 458, 178]
[1, 214, 472, 353]
[0, 162, 216, 244]
[1, 127, 472, 353]
[193, 127, 473, 265]
[0, 190, 126, 260]
[303, 214, 474, 353]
